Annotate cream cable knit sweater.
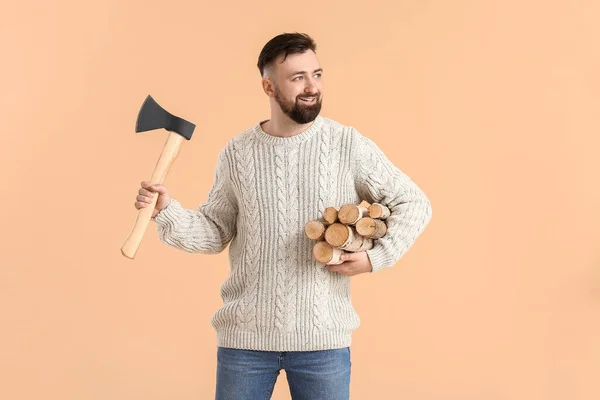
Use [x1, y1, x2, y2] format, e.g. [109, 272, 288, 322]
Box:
[151, 115, 432, 351]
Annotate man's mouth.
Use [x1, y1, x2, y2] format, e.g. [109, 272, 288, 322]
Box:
[299, 96, 317, 104]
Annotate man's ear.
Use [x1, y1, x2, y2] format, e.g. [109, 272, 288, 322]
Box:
[262, 77, 274, 97]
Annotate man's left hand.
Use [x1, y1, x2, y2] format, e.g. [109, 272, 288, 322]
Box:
[325, 251, 373, 276]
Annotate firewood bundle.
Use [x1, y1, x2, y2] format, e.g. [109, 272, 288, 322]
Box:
[305, 200, 391, 265]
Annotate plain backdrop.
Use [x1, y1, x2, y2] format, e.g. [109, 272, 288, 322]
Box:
[1, 0, 599, 399]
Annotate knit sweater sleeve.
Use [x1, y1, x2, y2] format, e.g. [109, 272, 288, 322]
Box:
[352, 129, 432, 273]
[151, 147, 238, 254]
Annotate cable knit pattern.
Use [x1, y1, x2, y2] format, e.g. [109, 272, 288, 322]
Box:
[328, 123, 342, 200]
[236, 133, 261, 331]
[274, 143, 288, 332]
[151, 115, 432, 351]
[284, 143, 299, 334]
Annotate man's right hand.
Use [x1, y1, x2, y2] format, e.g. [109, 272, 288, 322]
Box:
[135, 181, 172, 218]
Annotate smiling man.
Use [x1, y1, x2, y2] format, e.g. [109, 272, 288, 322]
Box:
[137, 32, 432, 399]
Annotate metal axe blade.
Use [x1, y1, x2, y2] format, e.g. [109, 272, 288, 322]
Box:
[135, 95, 196, 140]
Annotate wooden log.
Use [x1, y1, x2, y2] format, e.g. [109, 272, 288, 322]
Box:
[358, 200, 371, 209]
[343, 231, 374, 252]
[304, 219, 328, 241]
[338, 203, 369, 225]
[355, 217, 387, 239]
[368, 203, 390, 219]
[313, 241, 344, 265]
[324, 223, 350, 247]
[323, 206, 340, 224]
[325, 223, 373, 252]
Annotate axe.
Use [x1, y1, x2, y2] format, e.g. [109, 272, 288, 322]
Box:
[121, 95, 196, 259]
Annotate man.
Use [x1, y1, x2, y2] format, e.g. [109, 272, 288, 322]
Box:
[134, 32, 432, 400]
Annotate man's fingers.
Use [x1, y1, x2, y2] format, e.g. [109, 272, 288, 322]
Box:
[138, 188, 155, 197]
[136, 194, 155, 203]
[141, 181, 167, 195]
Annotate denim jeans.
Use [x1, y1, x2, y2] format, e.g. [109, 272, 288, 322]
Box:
[215, 346, 351, 400]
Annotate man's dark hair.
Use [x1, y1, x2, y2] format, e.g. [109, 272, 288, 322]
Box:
[257, 32, 317, 77]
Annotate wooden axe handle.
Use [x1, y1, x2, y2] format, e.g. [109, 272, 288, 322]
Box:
[121, 131, 185, 259]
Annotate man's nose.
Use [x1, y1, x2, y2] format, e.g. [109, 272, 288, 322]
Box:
[304, 78, 318, 93]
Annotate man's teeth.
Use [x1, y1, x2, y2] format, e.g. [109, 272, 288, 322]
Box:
[300, 97, 316, 101]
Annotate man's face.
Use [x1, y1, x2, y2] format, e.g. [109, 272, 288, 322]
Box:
[267, 50, 323, 124]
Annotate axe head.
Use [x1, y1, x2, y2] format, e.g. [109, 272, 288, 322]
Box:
[135, 95, 195, 140]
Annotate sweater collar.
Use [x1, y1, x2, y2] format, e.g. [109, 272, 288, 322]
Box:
[253, 115, 323, 145]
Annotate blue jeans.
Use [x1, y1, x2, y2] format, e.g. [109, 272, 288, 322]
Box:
[215, 346, 351, 400]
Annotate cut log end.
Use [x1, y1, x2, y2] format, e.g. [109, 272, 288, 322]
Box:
[356, 217, 387, 239]
[305, 220, 327, 240]
[313, 241, 344, 264]
[358, 200, 371, 209]
[368, 203, 391, 219]
[323, 206, 339, 224]
[325, 223, 352, 248]
[338, 203, 368, 225]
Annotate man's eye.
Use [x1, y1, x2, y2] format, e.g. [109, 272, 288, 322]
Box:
[293, 73, 321, 81]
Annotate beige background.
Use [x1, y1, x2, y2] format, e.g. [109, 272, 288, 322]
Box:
[1, 0, 599, 399]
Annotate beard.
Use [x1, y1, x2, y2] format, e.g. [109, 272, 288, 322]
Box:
[273, 85, 322, 124]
